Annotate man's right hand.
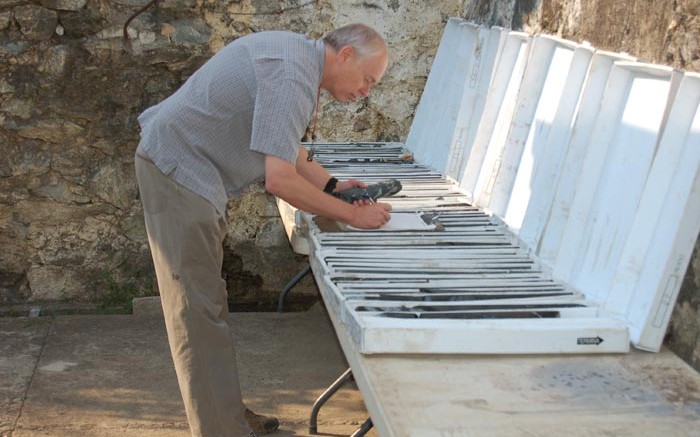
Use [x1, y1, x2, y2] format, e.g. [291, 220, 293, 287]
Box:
[349, 203, 391, 229]
[266, 155, 391, 229]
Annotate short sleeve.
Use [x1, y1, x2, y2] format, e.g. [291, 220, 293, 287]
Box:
[249, 71, 315, 164]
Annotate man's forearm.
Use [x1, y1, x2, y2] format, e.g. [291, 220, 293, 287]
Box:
[295, 146, 333, 189]
[267, 155, 355, 223]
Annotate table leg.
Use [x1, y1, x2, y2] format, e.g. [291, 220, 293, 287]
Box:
[309, 367, 354, 435]
[276, 263, 311, 312]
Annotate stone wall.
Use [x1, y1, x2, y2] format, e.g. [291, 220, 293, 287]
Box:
[1, 0, 699, 368]
[0, 0, 463, 311]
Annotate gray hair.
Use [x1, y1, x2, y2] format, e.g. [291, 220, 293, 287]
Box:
[323, 23, 387, 59]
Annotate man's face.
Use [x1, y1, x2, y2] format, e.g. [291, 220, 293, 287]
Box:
[328, 46, 388, 103]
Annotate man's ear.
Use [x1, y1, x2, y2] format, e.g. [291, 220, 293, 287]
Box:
[338, 45, 354, 63]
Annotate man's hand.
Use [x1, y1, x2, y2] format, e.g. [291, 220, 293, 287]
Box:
[338, 179, 392, 229]
[268, 155, 392, 229]
[353, 199, 392, 211]
[348, 203, 391, 229]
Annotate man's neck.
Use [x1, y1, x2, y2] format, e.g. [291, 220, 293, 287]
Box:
[320, 45, 336, 91]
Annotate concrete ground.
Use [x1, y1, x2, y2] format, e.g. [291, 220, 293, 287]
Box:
[0, 306, 375, 437]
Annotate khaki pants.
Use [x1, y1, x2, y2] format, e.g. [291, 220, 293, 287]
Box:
[135, 154, 252, 437]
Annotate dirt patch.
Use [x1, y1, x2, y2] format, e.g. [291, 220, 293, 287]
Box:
[642, 364, 700, 406]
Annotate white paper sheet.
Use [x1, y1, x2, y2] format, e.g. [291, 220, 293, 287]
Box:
[346, 212, 437, 231]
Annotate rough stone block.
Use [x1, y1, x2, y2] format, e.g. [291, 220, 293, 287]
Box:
[0, 0, 24, 7]
[58, 9, 103, 38]
[171, 18, 211, 44]
[38, 44, 69, 76]
[0, 41, 28, 56]
[16, 120, 83, 143]
[130, 11, 158, 30]
[0, 237, 30, 294]
[0, 11, 11, 30]
[97, 25, 136, 40]
[27, 265, 83, 301]
[263, 197, 281, 217]
[40, 0, 87, 11]
[90, 161, 138, 210]
[0, 79, 15, 93]
[0, 178, 30, 204]
[32, 179, 91, 204]
[112, 0, 151, 6]
[1, 98, 33, 119]
[138, 30, 157, 44]
[160, 0, 197, 11]
[1, 140, 51, 177]
[13, 5, 58, 40]
[120, 213, 148, 243]
[255, 218, 288, 248]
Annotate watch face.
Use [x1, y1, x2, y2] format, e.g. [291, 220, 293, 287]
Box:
[324, 177, 338, 193]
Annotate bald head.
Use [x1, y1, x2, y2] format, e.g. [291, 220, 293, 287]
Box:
[323, 23, 387, 60]
[320, 24, 388, 102]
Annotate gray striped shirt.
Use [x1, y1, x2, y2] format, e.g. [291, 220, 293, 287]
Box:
[136, 31, 325, 215]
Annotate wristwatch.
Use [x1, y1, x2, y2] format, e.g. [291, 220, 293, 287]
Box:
[323, 177, 339, 193]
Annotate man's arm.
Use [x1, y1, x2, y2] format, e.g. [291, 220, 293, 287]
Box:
[265, 155, 390, 229]
[295, 146, 367, 192]
[295, 146, 332, 189]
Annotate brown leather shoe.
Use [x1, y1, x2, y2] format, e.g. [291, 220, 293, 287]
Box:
[245, 408, 279, 435]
